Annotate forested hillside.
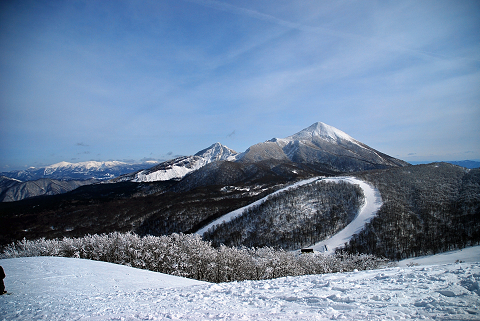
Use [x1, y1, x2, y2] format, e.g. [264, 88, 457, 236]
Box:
[345, 163, 480, 259]
[204, 180, 364, 250]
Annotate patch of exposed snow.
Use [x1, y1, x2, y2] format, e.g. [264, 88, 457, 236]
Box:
[133, 160, 205, 182]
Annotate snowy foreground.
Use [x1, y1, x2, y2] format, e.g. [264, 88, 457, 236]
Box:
[1, 247, 480, 320]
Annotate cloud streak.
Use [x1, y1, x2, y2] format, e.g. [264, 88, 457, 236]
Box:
[0, 0, 479, 170]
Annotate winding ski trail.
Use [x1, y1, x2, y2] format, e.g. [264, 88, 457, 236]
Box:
[310, 177, 382, 254]
[195, 176, 383, 254]
[195, 176, 321, 236]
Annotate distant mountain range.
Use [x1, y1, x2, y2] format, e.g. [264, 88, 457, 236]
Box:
[410, 160, 480, 169]
[3, 122, 478, 203]
[1, 160, 159, 181]
[0, 122, 410, 201]
[115, 122, 409, 184]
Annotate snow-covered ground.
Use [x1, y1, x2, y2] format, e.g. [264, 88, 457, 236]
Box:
[310, 177, 382, 254]
[1, 247, 480, 320]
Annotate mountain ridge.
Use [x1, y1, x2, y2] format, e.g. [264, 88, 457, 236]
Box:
[235, 122, 409, 172]
[112, 143, 238, 183]
[1, 160, 158, 181]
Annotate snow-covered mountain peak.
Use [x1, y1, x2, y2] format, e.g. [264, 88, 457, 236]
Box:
[237, 122, 409, 170]
[287, 122, 356, 143]
[118, 143, 238, 183]
[47, 161, 73, 169]
[44, 161, 130, 175]
[194, 143, 237, 162]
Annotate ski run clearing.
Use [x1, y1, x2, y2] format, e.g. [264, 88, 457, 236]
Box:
[1, 247, 479, 320]
[196, 176, 382, 255]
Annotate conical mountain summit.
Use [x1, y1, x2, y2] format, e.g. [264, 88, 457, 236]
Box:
[115, 122, 408, 183]
[236, 122, 409, 172]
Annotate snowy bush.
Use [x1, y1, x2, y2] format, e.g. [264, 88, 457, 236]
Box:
[1, 232, 388, 283]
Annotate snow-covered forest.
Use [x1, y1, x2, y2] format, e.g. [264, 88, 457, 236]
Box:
[0, 232, 387, 283]
[204, 180, 364, 250]
[346, 163, 480, 259]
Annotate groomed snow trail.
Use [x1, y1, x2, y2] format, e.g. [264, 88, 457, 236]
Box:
[196, 176, 382, 255]
[1, 256, 480, 320]
[195, 176, 322, 236]
[310, 177, 382, 254]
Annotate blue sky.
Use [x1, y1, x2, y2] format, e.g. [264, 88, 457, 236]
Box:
[1, 0, 479, 171]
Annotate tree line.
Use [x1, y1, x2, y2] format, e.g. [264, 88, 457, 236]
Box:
[1, 232, 387, 283]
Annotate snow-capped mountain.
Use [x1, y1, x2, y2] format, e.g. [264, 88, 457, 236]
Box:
[113, 143, 238, 182]
[114, 123, 407, 184]
[1, 161, 158, 181]
[236, 122, 409, 172]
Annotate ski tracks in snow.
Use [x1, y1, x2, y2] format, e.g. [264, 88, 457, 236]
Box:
[195, 176, 382, 254]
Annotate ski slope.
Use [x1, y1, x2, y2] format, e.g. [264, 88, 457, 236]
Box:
[196, 176, 382, 255]
[310, 177, 382, 254]
[1, 249, 480, 320]
[195, 176, 322, 235]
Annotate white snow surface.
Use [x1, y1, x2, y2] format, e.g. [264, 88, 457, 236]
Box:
[132, 143, 238, 182]
[287, 122, 357, 144]
[310, 177, 383, 254]
[1, 250, 480, 320]
[44, 161, 129, 175]
[133, 158, 205, 182]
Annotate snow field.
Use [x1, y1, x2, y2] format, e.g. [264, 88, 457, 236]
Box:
[1, 254, 479, 320]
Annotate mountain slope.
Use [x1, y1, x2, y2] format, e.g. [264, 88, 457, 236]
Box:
[0, 177, 98, 202]
[237, 122, 409, 172]
[344, 163, 480, 259]
[113, 143, 238, 182]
